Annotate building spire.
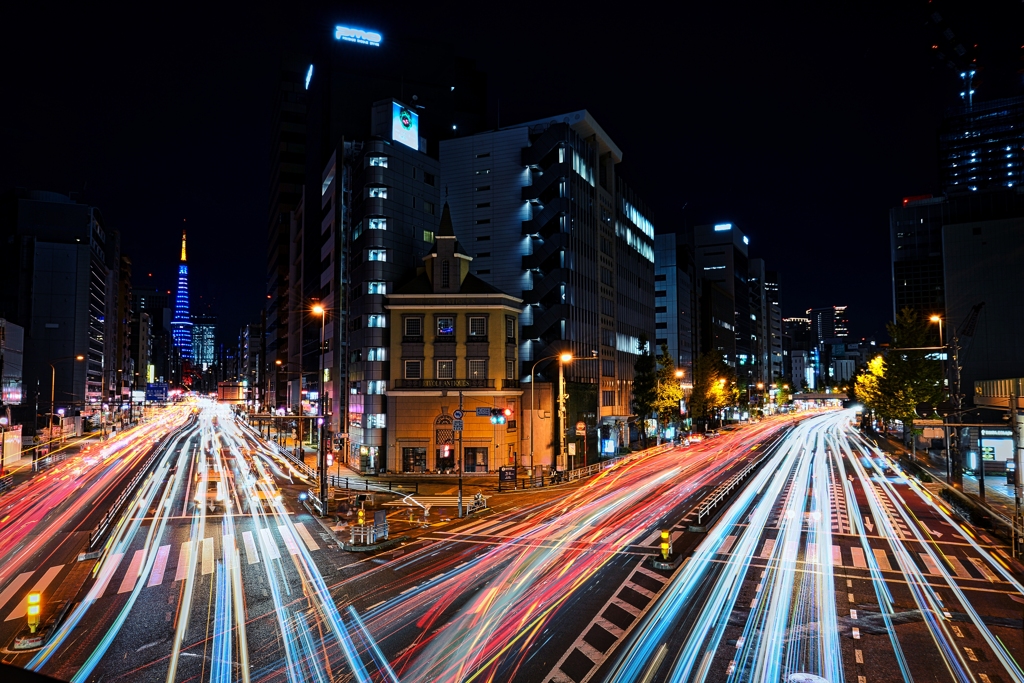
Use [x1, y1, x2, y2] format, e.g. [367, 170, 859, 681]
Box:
[181, 229, 187, 262]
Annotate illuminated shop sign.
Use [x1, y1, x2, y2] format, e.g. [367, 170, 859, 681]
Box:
[392, 101, 419, 151]
[335, 25, 382, 46]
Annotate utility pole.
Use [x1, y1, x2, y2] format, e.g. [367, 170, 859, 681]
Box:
[458, 391, 464, 518]
[1010, 381, 1023, 559]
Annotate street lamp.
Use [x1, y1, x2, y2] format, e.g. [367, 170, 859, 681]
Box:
[311, 302, 328, 513]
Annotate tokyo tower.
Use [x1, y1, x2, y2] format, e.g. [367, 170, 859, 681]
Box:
[171, 229, 193, 359]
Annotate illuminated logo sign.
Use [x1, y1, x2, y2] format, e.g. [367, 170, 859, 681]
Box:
[391, 101, 419, 151]
[714, 223, 732, 231]
[335, 25, 382, 46]
[305, 64, 313, 90]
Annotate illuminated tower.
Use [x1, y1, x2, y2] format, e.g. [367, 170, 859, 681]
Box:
[171, 229, 193, 359]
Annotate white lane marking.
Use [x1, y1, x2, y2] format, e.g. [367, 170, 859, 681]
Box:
[118, 549, 146, 594]
[719, 535, 737, 555]
[201, 538, 214, 576]
[850, 547, 867, 569]
[0, 572, 34, 614]
[5, 566, 64, 620]
[278, 525, 300, 555]
[259, 528, 281, 560]
[872, 548, 891, 572]
[93, 553, 124, 598]
[242, 531, 260, 565]
[148, 545, 171, 587]
[294, 522, 321, 551]
[968, 557, 997, 582]
[919, 553, 941, 575]
[174, 543, 190, 582]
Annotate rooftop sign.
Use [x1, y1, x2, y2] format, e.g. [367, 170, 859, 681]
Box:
[335, 25, 382, 47]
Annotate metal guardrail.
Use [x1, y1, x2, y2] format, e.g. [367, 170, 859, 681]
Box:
[88, 417, 194, 549]
[326, 475, 418, 494]
[695, 446, 775, 525]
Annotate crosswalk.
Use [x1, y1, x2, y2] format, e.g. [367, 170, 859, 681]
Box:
[0, 522, 325, 620]
[730, 535, 1006, 583]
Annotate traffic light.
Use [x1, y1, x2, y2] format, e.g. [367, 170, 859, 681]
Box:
[489, 408, 506, 425]
[26, 592, 41, 633]
[503, 407, 513, 420]
[660, 529, 671, 561]
[357, 508, 365, 525]
[326, 452, 334, 467]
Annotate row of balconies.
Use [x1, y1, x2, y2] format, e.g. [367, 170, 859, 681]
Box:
[391, 378, 521, 390]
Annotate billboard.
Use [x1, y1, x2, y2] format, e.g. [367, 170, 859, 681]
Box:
[392, 101, 419, 151]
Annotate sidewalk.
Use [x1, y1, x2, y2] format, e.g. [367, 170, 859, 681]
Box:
[0, 431, 106, 491]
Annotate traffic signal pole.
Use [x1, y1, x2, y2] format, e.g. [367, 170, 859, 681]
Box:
[458, 391, 464, 518]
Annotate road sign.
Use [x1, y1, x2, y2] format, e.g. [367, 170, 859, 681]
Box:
[568, 443, 576, 455]
[575, 421, 586, 436]
[453, 419, 464, 431]
[453, 409, 464, 419]
[475, 407, 491, 417]
[145, 382, 169, 402]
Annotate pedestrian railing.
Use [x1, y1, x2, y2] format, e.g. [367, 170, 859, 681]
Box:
[326, 475, 419, 494]
[695, 447, 774, 525]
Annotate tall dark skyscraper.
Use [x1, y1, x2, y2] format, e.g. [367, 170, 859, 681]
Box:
[171, 230, 193, 360]
[939, 95, 1024, 195]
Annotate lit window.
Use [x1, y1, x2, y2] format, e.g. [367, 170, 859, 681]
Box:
[506, 316, 516, 341]
[404, 360, 422, 379]
[368, 217, 387, 230]
[368, 314, 386, 328]
[369, 156, 388, 167]
[366, 347, 387, 361]
[469, 317, 486, 336]
[368, 186, 387, 198]
[423, 230, 434, 243]
[369, 249, 387, 261]
[468, 359, 487, 379]
[368, 281, 387, 295]
[367, 380, 386, 394]
[366, 413, 386, 428]
[437, 317, 454, 336]
[506, 360, 515, 380]
[405, 317, 422, 337]
[437, 360, 454, 379]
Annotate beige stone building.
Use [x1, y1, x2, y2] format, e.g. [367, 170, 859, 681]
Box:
[384, 204, 523, 473]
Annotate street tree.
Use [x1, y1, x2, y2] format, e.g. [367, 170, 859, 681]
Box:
[653, 344, 685, 433]
[689, 351, 734, 430]
[632, 333, 657, 448]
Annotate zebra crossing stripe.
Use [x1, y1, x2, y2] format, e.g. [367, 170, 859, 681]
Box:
[93, 553, 124, 598]
[969, 556, 997, 582]
[0, 572, 34, 615]
[148, 545, 171, 587]
[222, 534, 235, 569]
[242, 530, 260, 565]
[278, 525, 300, 555]
[294, 523, 321, 551]
[872, 548, 892, 572]
[832, 545, 842, 566]
[174, 543, 190, 582]
[118, 549, 146, 594]
[5, 565, 64, 620]
[201, 538, 214, 575]
[945, 555, 972, 580]
[259, 528, 281, 560]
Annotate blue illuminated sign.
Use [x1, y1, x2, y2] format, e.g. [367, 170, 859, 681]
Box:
[714, 223, 732, 231]
[335, 25, 382, 47]
[305, 64, 313, 90]
[742, 235, 749, 245]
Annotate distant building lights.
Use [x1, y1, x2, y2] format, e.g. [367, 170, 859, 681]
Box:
[334, 25, 382, 46]
[714, 223, 732, 231]
[305, 64, 313, 90]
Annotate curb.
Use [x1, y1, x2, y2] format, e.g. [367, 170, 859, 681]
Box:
[342, 536, 411, 553]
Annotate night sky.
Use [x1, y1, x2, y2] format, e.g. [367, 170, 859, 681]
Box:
[4, 1, 1022, 342]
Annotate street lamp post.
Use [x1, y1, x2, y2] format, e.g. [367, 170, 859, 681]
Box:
[48, 354, 84, 447]
[529, 353, 569, 479]
[929, 315, 950, 483]
[312, 303, 328, 514]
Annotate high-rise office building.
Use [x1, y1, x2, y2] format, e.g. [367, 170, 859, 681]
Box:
[748, 258, 770, 385]
[440, 110, 656, 421]
[765, 270, 783, 382]
[654, 233, 696, 384]
[171, 231, 192, 360]
[0, 190, 122, 411]
[689, 222, 751, 379]
[806, 306, 849, 343]
[191, 314, 216, 372]
[939, 96, 1024, 194]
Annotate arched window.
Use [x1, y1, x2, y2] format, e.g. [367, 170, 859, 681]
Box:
[441, 260, 450, 288]
[434, 413, 454, 445]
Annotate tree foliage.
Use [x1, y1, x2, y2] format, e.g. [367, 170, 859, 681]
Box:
[855, 308, 943, 438]
[653, 344, 686, 429]
[689, 351, 734, 427]
[632, 334, 657, 447]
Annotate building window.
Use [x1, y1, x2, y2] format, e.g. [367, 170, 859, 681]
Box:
[367, 281, 387, 295]
[423, 201, 435, 215]
[476, 218, 491, 224]
[366, 347, 387, 361]
[405, 317, 422, 337]
[602, 359, 615, 377]
[368, 156, 388, 167]
[402, 447, 427, 473]
[404, 360, 422, 379]
[423, 230, 434, 243]
[366, 413, 386, 429]
[437, 316, 454, 337]
[442, 260, 451, 288]
[603, 390, 616, 406]
[369, 249, 387, 261]
[506, 360, 515, 380]
[655, 306, 666, 313]
[475, 168, 491, 175]
[476, 202, 491, 208]
[468, 359, 487, 379]
[463, 447, 488, 473]
[505, 316, 515, 341]
[437, 360, 454, 379]
[601, 297, 614, 316]
[476, 269, 490, 274]
[476, 252, 490, 258]
[476, 185, 491, 191]
[368, 314, 386, 328]
[469, 317, 487, 337]
[368, 217, 387, 230]
[367, 380, 386, 394]
[368, 186, 387, 198]
[475, 152, 491, 158]
[477, 235, 490, 241]
[423, 171, 436, 186]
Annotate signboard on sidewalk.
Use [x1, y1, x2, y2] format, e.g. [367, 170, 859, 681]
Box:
[498, 466, 516, 483]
